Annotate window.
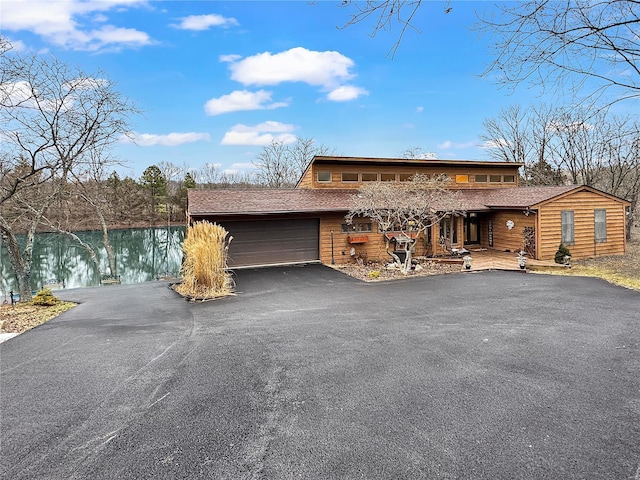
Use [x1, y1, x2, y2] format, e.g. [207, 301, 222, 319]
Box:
[341, 172, 358, 182]
[439, 216, 458, 244]
[341, 222, 372, 233]
[380, 173, 396, 181]
[475, 175, 487, 183]
[595, 209, 607, 243]
[489, 175, 502, 183]
[503, 175, 516, 183]
[456, 174, 469, 183]
[561, 210, 574, 244]
[317, 171, 331, 183]
[399, 173, 413, 181]
[361, 172, 378, 182]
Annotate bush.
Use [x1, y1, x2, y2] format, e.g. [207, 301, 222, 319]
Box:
[31, 288, 59, 307]
[368, 270, 381, 279]
[554, 243, 572, 264]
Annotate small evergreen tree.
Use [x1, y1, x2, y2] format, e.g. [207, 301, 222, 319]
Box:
[554, 243, 572, 264]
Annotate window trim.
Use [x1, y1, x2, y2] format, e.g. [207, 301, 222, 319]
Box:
[474, 174, 488, 183]
[361, 172, 378, 182]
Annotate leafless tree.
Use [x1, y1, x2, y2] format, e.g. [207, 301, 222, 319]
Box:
[346, 174, 462, 273]
[400, 146, 437, 159]
[479, 0, 640, 107]
[253, 137, 335, 188]
[334, 0, 453, 57]
[0, 39, 137, 299]
[483, 104, 640, 237]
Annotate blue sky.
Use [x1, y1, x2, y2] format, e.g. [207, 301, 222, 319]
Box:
[3, 0, 561, 178]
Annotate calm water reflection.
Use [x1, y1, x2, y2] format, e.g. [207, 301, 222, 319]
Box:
[0, 226, 184, 295]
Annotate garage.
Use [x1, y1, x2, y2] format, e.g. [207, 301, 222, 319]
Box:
[221, 218, 320, 267]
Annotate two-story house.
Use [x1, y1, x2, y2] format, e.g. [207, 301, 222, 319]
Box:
[187, 156, 629, 268]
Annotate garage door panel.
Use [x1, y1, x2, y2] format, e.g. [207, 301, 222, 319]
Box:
[223, 218, 319, 267]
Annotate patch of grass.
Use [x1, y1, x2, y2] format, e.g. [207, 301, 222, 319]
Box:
[0, 301, 76, 334]
[547, 229, 640, 291]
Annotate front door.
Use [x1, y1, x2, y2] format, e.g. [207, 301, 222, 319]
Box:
[464, 213, 480, 245]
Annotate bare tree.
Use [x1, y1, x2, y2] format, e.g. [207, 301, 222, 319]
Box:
[346, 174, 462, 273]
[253, 137, 335, 188]
[483, 104, 640, 237]
[480, 0, 640, 107]
[0, 39, 136, 299]
[334, 0, 453, 57]
[400, 147, 437, 159]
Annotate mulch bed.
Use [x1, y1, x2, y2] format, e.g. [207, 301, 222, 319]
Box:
[329, 259, 463, 282]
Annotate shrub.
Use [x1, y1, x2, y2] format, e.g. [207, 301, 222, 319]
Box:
[368, 270, 381, 279]
[32, 288, 59, 307]
[175, 221, 234, 299]
[554, 243, 572, 264]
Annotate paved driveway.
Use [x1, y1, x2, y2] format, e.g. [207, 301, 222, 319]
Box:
[1, 265, 639, 479]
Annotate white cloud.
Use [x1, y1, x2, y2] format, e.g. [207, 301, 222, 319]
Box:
[172, 14, 239, 30]
[416, 106, 424, 113]
[220, 54, 242, 63]
[204, 89, 288, 115]
[230, 162, 257, 170]
[438, 140, 478, 150]
[124, 132, 211, 146]
[480, 139, 510, 149]
[0, 0, 152, 51]
[226, 47, 356, 89]
[221, 121, 297, 146]
[326, 85, 368, 102]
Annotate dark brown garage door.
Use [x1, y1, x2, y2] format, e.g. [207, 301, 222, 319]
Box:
[222, 218, 319, 267]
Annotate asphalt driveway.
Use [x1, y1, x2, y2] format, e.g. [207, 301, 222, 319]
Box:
[1, 265, 639, 479]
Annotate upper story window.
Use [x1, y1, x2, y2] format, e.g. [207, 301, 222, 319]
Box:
[399, 173, 413, 181]
[475, 175, 488, 183]
[489, 175, 502, 183]
[317, 171, 331, 183]
[341, 172, 359, 182]
[380, 173, 396, 181]
[361, 173, 378, 182]
[456, 175, 469, 183]
[503, 175, 516, 183]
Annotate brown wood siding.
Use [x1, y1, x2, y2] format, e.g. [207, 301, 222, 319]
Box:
[319, 214, 432, 264]
[308, 164, 520, 189]
[537, 191, 627, 260]
[482, 211, 537, 255]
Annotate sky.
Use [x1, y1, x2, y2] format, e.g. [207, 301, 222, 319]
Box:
[0, 0, 601, 179]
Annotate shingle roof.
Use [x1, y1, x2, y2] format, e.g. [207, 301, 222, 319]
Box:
[188, 188, 357, 215]
[457, 185, 579, 210]
[188, 185, 625, 217]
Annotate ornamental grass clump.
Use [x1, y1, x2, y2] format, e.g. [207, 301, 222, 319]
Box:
[175, 221, 234, 300]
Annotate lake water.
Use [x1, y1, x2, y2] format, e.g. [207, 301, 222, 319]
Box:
[0, 226, 185, 296]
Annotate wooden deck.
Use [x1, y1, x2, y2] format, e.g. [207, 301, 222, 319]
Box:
[431, 249, 568, 272]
